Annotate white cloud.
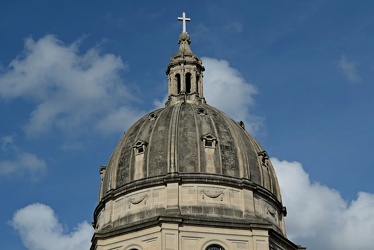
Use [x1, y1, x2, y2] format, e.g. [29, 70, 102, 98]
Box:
[202, 57, 262, 134]
[0, 136, 46, 177]
[0, 152, 46, 176]
[94, 106, 142, 134]
[337, 55, 361, 83]
[10, 203, 93, 250]
[272, 158, 374, 250]
[0, 35, 143, 135]
[153, 97, 166, 109]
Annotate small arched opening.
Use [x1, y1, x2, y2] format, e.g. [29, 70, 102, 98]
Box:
[196, 74, 200, 94]
[186, 72, 191, 93]
[176, 74, 181, 94]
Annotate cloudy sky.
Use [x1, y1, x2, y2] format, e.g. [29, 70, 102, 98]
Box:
[1, 1, 374, 249]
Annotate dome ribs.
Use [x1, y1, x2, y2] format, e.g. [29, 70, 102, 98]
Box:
[177, 103, 199, 173]
[203, 107, 222, 174]
[116, 119, 144, 188]
[145, 110, 162, 178]
[149, 107, 173, 176]
[167, 102, 182, 173]
[208, 106, 240, 178]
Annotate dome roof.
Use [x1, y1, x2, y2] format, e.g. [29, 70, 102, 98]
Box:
[101, 102, 281, 202]
[94, 24, 288, 241]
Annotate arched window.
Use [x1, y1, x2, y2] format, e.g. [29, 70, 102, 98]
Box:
[186, 72, 191, 93]
[176, 74, 181, 93]
[196, 74, 199, 94]
[206, 245, 225, 250]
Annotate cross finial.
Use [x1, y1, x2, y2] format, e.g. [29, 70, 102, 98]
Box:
[178, 12, 190, 33]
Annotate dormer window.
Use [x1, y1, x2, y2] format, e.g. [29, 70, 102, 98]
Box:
[133, 141, 148, 155]
[201, 133, 218, 148]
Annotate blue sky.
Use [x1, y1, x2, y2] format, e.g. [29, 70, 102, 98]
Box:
[1, 1, 374, 249]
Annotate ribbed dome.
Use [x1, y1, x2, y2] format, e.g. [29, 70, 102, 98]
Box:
[93, 24, 289, 246]
[101, 102, 281, 202]
[91, 14, 304, 250]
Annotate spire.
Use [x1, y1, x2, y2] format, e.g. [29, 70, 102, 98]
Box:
[165, 12, 205, 106]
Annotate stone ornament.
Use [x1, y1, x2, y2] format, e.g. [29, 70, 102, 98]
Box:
[128, 194, 148, 209]
[201, 189, 224, 201]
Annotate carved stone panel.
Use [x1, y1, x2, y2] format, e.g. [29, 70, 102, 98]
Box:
[128, 193, 148, 209]
[200, 189, 224, 201]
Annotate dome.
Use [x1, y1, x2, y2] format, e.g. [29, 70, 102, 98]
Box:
[92, 16, 292, 248]
[102, 102, 281, 201]
[96, 101, 287, 236]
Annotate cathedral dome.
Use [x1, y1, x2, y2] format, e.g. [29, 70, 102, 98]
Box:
[96, 101, 286, 236]
[101, 102, 281, 202]
[92, 13, 297, 250]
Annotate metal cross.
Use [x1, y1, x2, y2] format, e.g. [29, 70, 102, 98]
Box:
[178, 12, 190, 33]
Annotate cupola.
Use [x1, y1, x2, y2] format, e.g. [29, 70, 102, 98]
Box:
[166, 12, 205, 106]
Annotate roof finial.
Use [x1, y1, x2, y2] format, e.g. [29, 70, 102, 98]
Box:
[178, 12, 190, 33]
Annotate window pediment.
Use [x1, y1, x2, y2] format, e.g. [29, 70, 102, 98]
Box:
[201, 133, 218, 148]
[133, 140, 148, 155]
